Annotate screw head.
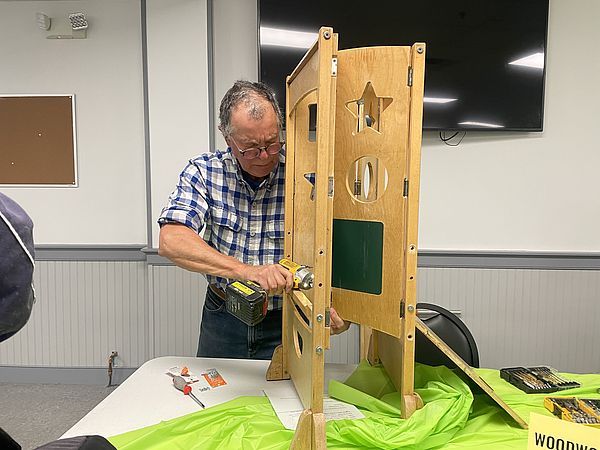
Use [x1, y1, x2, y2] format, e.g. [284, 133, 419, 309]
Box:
[316, 346, 323, 355]
[407, 305, 415, 312]
[317, 314, 323, 322]
[417, 47, 424, 54]
[323, 31, 331, 39]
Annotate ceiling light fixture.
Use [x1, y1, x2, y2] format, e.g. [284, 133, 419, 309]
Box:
[508, 52, 544, 69]
[260, 27, 318, 49]
[424, 97, 458, 104]
[458, 121, 504, 128]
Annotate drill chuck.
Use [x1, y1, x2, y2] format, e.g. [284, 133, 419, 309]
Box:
[279, 258, 314, 290]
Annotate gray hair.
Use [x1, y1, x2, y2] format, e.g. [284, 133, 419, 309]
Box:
[219, 80, 282, 138]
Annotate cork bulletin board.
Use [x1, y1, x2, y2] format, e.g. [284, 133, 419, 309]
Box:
[0, 95, 77, 186]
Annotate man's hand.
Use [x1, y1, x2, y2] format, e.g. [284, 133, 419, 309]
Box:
[243, 263, 293, 295]
[329, 307, 351, 335]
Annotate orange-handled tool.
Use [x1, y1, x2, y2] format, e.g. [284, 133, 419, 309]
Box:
[172, 375, 205, 409]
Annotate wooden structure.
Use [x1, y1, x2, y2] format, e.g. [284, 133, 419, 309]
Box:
[267, 26, 526, 448]
[267, 27, 338, 449]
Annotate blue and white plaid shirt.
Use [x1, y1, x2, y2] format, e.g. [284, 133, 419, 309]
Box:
[158, 147, 285, 309]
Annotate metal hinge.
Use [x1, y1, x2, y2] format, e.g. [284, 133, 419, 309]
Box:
[400, 300, 405, 318]
[328, 176, 334, 197]
[403, 178, 409, 197]
[331, 57, 338, 76]
[407, 66, 413, 86]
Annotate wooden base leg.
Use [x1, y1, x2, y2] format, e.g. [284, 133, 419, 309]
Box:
[312, 413, 326, 450]
[290, 410, 312, 449]
[402, 392, 424, 418]
[266, 344, 290, 381]
[290, 410, 326, 450]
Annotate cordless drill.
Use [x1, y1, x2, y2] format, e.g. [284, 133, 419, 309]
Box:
[225, 259, 313, 326]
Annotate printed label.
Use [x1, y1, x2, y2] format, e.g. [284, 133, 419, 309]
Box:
[528, 413, 600, 450]
[231, 281, 255, 296]
[202, 368, 227, 388]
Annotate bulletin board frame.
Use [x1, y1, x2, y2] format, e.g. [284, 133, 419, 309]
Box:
[0, 94, 79, 187]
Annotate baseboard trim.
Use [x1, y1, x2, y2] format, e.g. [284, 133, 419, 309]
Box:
[0, 365, 137, 385]
[35, 245, 146, 261]
[33, 246, 600, 269]
[419, 250, 600, 270]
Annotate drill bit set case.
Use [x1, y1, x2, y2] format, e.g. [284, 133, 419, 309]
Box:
[544, 397, 600, 427]
[500, 366, 580, 394]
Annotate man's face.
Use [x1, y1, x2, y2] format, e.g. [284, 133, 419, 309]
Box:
[226, 102, 280, 179]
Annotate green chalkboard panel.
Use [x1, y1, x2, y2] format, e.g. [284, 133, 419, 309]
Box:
[332, 219, 383, 294]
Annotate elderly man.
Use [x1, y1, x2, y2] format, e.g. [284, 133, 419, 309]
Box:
[158, 80, 348, 359]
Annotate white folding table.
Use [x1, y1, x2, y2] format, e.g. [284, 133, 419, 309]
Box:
[62, 356, 356, 439]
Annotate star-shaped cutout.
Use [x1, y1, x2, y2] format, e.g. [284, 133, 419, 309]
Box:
[303, 172, 316, 201]
[345, 82, 393, 133]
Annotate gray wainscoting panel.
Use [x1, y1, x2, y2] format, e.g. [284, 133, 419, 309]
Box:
[150, 266, 206, 358]
[417, 267, 600, 373]
[3, 256, 598, 376]
[326, 325, 360, 364]
[0, 261, 149, 368]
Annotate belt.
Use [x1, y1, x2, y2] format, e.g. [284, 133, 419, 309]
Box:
[208, 283, 226, 301]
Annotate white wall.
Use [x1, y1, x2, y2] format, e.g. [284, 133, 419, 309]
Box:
[419, 0, 600, 252]
[212, 0, 258, 151]
[1, 0, 597, 251]
[0, 1, 147, 245]
[214, 0, 600, 253]
[146, 0, 210, 248]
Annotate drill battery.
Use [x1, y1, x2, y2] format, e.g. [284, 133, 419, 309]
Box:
[225, 280, 268, 326]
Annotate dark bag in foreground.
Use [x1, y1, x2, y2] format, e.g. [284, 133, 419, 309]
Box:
[0, 192, 35, 342]
[35, 435, 117, 450]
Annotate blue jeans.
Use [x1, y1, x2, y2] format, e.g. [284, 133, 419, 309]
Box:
[197, 287, 282, 359]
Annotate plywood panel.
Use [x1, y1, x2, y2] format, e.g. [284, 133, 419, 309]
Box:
[287, 49, 319, 116]
[285, 295, 315, 407]
[281, 28, 338, 418]
[331, 46, 418, 338]
[291, 90, 318, 273]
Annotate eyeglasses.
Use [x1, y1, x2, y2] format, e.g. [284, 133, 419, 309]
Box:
[229, 135, 283, 160]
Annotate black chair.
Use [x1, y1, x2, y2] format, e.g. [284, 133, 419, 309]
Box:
[415, 302, 480, 368]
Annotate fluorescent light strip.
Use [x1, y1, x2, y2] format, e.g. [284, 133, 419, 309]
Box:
[260, 27, 318, 49]
[424, 97, 457, 104]
[458, 121, 504, 128]
[508, 52, 544, 69]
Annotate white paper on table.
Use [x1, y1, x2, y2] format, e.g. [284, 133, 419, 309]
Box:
[264, 383, 365, 430]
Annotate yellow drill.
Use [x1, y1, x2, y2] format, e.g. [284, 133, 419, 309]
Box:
[278, 258, 314, 290]
[225, 259, 314, 326]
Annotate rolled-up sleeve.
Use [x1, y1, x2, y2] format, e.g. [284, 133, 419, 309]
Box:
[158, 161, 209, 234]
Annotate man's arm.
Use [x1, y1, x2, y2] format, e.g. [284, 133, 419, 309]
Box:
[159, 223, 292, 293]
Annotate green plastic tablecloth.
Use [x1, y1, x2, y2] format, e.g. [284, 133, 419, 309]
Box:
[109, 362, 600, 450]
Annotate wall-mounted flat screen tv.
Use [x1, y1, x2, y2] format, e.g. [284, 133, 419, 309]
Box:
[259, 0, 549, 131]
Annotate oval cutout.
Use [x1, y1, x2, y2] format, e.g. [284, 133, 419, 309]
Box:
[346, 156, 388, 202]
